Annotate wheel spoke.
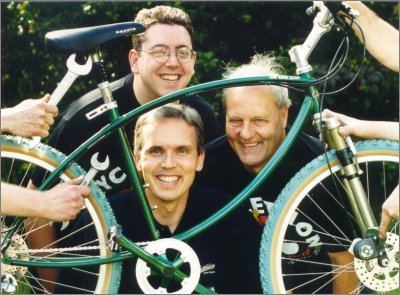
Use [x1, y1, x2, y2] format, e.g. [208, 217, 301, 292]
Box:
[1, 135, 120, 294]
[260, 140, 400, 294]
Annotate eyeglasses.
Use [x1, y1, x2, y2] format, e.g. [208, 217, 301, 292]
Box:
[138, 46, 194, 64]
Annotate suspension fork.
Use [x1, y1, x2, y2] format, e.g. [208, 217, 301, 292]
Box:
[314, 113, 377, 235]
[313, 113, 392, 265]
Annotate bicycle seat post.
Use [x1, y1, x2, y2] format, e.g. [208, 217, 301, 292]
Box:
[88, 51, 159, 240]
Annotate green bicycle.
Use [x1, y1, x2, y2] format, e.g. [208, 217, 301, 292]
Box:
[1, 3, 398, 294]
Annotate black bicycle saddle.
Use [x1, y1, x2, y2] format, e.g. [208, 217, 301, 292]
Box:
[45, 22, 145, 53]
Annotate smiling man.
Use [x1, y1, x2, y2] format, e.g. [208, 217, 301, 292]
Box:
[131, 103, 206, 233]
[225, 85, 288, 175]
[108, 103, 231, 293]
[55, 104, 231, 293]
[27, 7, 221, 291]
[31, 5, 220, 196]
[197, 53, 358, 293]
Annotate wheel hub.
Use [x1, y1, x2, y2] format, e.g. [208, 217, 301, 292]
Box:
[354, 232, 399, 292]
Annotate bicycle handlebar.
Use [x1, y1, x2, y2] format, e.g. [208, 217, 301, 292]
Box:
[289, 1, 359, 75]
[307, 2, 360, 20]
[289, 4, 334, 74]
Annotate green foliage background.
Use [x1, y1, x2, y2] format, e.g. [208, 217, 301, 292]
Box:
[1, 1, 399, 127]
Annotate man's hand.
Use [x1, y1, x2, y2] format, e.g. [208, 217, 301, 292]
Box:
[40, 177, 90, 221]
[1, 94, 58, 138]
[380, 185, 399, 238]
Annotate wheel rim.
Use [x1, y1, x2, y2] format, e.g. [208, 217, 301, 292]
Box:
[1, 138, 118, 294]
[266, 149, 399, 294]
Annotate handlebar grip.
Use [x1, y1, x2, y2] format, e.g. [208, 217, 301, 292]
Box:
[324, 1, 359, 18]
[306, 5, 317, 17]
[306, 2, 344, 18]
[323, 1, 345, 17]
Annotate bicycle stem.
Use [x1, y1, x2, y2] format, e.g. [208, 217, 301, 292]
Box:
[289, 4, 334, 75]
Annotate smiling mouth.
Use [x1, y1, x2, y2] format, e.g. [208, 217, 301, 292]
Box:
[160, 74, 180, 81]
[242, 142, 259, 148]
[157, 175, 180, 183]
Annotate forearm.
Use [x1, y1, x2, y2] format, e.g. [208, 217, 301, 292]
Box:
[345, 1, 399, 72]
[1, 183, 45, 217]
[355, 120, 399, 141]
[1, 109, 13, 133]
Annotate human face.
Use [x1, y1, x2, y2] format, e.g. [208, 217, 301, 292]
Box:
[225, 86, 288, 174]
[129, 24, 196, 103]
[135, 118, 205, 205]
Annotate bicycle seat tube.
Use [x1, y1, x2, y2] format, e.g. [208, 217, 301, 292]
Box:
[90, 51, 160, 239]
[315, 114, 377, 236]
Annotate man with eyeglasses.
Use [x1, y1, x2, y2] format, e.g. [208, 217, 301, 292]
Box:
[31, 5, 221, 197]
[26, 7, 222, 293]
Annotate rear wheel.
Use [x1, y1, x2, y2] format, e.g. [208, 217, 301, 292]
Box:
[260, 140, 399, 294]
[1, 135, 121, 294]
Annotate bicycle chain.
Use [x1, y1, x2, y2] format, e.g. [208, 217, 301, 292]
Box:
[12, 241, 151, 254]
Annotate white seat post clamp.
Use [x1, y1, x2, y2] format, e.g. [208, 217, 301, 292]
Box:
[85, 101, 118, 120]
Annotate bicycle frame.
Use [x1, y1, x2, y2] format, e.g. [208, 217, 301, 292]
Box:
[2, 3, 388, 294]
[3, 74, 317, 257]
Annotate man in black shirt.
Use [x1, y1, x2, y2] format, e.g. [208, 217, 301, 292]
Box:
[197, 53, 358, 293]
[31, 5, 220, 196]
[56, 104, 232, 293]
[28, 7, 222, 291]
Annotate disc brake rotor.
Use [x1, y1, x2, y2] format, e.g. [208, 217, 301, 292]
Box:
[354, 232, 399, 292]
[1, 228, 29, 279]
[135, 238, 201, 294]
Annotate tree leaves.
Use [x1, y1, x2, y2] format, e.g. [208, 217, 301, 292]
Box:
[1, 1, 398, 122]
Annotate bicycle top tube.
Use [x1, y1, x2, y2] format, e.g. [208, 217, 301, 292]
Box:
[39, 74, 318, 240]
[39, 74, 316, 190]
[175, 94, 315, 240]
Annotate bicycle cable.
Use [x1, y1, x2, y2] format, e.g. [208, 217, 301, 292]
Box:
[323, 16, 367, 95]
[317, 14, 368, 240]
[267, 22, 351, 93]
[279, 14, 367, 92]
[279, 25, 350, 94]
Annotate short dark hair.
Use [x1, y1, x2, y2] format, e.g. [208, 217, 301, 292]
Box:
[132, 5, 194, 50]
[134, 103, 204, 155]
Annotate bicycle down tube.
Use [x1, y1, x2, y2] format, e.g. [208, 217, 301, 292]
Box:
[2, 0, 332, 282]
[2, 3, 398, 294]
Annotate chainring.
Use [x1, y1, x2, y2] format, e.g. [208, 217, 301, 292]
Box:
[135, 238, 201, 294]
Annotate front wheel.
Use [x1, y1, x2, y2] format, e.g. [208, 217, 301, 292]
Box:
[1, 135, 121, 294]
[260, 140, 399, 294]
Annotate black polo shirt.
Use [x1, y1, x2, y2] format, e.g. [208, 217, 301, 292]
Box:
[31, 73, 221, 196]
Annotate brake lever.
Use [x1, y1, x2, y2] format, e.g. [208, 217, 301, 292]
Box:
[324, 2, 359, 19]
[306, 2, 359, 19]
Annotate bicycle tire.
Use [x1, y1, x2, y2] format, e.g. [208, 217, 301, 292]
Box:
[1, 135, 121, 294]
[260, 140, 399, 294]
